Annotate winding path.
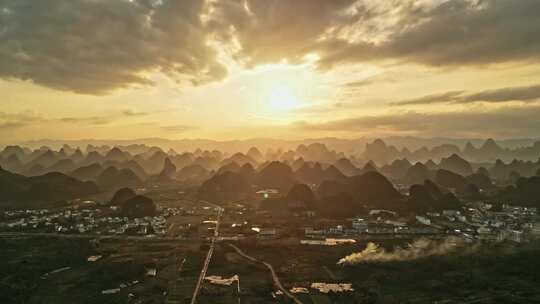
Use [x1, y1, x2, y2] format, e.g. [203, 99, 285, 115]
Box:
[228, 244, 304, 304]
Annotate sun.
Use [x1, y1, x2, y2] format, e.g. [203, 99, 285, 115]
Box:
[267, 85, 302, 112]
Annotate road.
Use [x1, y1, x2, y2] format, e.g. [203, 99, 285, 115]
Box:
[228, 244, 304, 304]
[0, 232, 194, 242]
[190, 204, 222, 304]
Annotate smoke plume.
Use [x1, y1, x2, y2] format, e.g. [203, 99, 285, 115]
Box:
[338, 237, 472, 265]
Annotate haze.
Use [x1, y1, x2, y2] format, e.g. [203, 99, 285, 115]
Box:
[3, 2, 540, 302]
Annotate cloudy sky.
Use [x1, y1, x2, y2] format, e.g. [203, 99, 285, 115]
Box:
[1, 0, 540, 143]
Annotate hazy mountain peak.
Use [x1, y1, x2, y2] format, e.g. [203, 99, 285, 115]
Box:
[481, 138, 503, 152]
[372, 138, 387, 147]
[159, 157, 176, 178]
[247, 147, 263, 161]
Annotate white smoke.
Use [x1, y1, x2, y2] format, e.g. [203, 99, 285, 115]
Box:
[338, 237, 472, 265]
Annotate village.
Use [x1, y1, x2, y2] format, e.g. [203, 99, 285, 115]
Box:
[2, 197, 539, 246]
[301, 203, 540, 244]
[0, 203, 180, 237]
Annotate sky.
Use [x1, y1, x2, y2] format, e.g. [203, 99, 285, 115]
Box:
[1, 0, 540, 143]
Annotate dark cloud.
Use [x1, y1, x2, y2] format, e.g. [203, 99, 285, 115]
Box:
[2, 0, 539, 95]
[1, 110, 166, 132]
[209, 0, 357, 65]
[0, 0, 226, 94]
[344, 74, 397, 88]
[59, 116, 112, 125]
[294, 105, 540, 138]
[210, 0, 540, 70]
[318, 0, 540, 69]
[391, 91, 464, 106]
[461, 84, 540, 103]
[122, 109, 148, 117]
[0, 111, 41, 121]
[0, 122, 26, 130]
[392, 84, 540, 106]
[160, 124, 196, 133]
[0, 111, 43, 130]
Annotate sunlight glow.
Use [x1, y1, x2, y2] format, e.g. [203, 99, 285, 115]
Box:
[267, 85, 302, 112]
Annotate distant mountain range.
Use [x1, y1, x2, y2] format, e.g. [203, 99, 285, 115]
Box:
[9, 136, 539, 156]
[363, 138, 540, 163]
[2, 138, 540, 210]
[3, 139, 540, 186]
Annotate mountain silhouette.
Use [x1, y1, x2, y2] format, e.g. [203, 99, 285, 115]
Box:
[105, 147, 131, 163]
[0, 167, 98, 203]
[256, 161, 297, 191]
[407, 180, 460, 213]
[318, 171, 402, 210]
[198, 171, 252, 202]
[96, 166, 142, 190]
[439, 154, 473, 176]
[46, 159, 76, 174]
[158, 157, 177, 178]
[334, 158, 360, 176]
[110, 187, 137, 205]
[175, 164, 211, 184]
[286, 183, 316, 209]
[119, 195, 156, 218]
[247, 147, 263, 162]
[435, 169, 469, 193]
[69, 163, 104, 181]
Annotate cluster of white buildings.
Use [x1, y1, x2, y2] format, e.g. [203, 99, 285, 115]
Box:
[1, 206, 182, 237]
[303, 203, 540, 243]
[463, 203, 539, 242]
[413, 203, 539, 243]
[304, 214, 442, 239]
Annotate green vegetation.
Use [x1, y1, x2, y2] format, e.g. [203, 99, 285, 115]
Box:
[0, 237, 202, 304]
[343, 242, 540, 302]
